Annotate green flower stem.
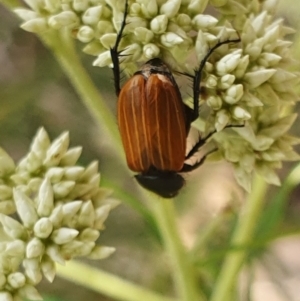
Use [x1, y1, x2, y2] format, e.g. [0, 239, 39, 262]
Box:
[56, 261, 176, 301]
[42, 29, 123, 153]
[149, 197, 204, 301]
[210, 174, 268, 301]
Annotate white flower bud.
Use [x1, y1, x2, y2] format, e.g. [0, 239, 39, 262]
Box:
[51, 228, 79, 245]
[80, 161, 99, 181]
[192, 14, 218, 29]
[161, 32, 184, 47]
[94, 204, 111, 230]
[216, 50, 242, 76]
[6, 240, 25, 257]
[46, 245, 65, 264]
[41, 256, 56, 282]
[139, 0, 158, 17]
[244, 69, 276, 88]
[46, 167, 64, 183]
[215, 109, 230, 131]
[150, 15, 168, 34]
[82, 5, 103, 25]
[26, 238, 45, 258]
[21, 18, 48, 33]
[48, 11, 79, 30]
[78, 201, 95, 228]
[0, 148, 15, 177]
[188, 0, 209, 13]
[7, 272, 26, 289]
[245, 37, 264, 59]
[60, 147, 82, 166]
[37, 178, 54, 217]
[134, 27, 154, 44]
[93, 51, 112, 67]
[232, 106, 251, 120]
[23, 258, 42, 284]
[195, 30, 208, 62]
[256, 163, 280, 186]
[126, 16, 148, 31]
[176, 14, 192, 31]
[0, 292, 13, 301]
[223, 84, 244, 104]
[242, 91, 263, 107]
[100, 33, 117, 49]
[218, 74, 235, 89]
[251, 11, 267, 35]
[77, 26, 94, 43]
[0, 214, 26, 239]
[62, 201, 82, 222]
[44, 132, 70, 167]
[269, 69, 297, 84]
[234, 55, 249, 78]
[44, 0, 60, 12]
[258, 53, 281, 67]
[263, 24, 280, 44]
[160, 0, 181, 18]
[88, 246, 115, 260]
[13, 188, 38, 228]
[206, 75, 218, 88]
[207, 95, 222, 110]
[79, 228, 100, 242]
[31, 128, 50, 154]
[53, 181, 75, 199]
[19, 284, 42, 300]
[143, 43, 160, 59]
[33, 217, 53, 239]
[14, 8, 39, 21]
[121, 43, 142, 62]
[49, 205, 63, 228]
[63, 167, 84, 181]
[73, 0, 89, 11]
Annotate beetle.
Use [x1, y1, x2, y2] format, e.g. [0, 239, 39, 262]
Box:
[110, 0, 240, 198]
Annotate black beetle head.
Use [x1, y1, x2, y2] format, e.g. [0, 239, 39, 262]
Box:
[135, 172, 185, 198]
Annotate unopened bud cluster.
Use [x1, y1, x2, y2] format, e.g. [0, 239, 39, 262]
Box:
[0, 128, 118, 301]
[14, 0, 300, 191]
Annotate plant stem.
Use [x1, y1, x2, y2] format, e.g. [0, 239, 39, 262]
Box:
[149, 197, 205, 301]
[210, 175, 268, 301]
[56, 261, 176, 301]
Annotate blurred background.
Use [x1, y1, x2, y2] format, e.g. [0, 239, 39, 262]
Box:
[1, 1, 300, 300]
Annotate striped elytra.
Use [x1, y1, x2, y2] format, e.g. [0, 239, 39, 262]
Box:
[117, 59, 188, 174]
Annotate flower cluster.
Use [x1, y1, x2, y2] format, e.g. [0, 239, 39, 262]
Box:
[0, 128, 118, 301]
[14, 0, 300, 191]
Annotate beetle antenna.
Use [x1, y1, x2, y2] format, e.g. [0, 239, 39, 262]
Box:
[191, 34, 241, 122]
[110, 0, 129, 96]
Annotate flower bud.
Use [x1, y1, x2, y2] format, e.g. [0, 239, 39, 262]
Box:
[53, 181, 75, 199]
[0, 148, 15, 177]
[143, 44, 160, 59]
[216, 50, 242, 76]
[14, 188, 38, 228]
[192, 14, 218, 29]
[21, 18, 48, 33]
[46, 244, 65, 264]
[79, 228, 100, 242]
[207, 95, 222, 110]
[139, 0, 158, 17]
[6, 240, 25, 257]
[78, 201, 95, 228]
[26, 238, 45, 258]
[48, 11, 79, 30]
[37, 177, 54, 217]
[82, 5, 103, 25]
[150, 15, 168, 34]
[223, 84, 244, 104]
[215, 109, 230, 131]
[14, 8, 39, 21]
[80, 161, 98, 181]
[31, 127, 50, 154]
[188, 0, 209, 13]
[0, 214, 26, 239]
[218, 74, 235, 89]
[161, 32, 184, 47]
[93, 51, 112, 67]
[51, 228, 79, 245]
[33, 217, 53, 239]
[41, 256, 56, 282]
[7, 272, 26, 289]
[0, 292, 13, 301]
[59, 147, 82, 166]
[206, 75, 218, 88]
[134, 27, 154, 44]
[94, 204, 111, 230]
[160, 0, 181, 18]
[73, 0, 89, 12]
[244, 69, 276, 88]
[19, 284, 42, 301]
[44, 0, 60, 12]
[46, 167, 64, 183]
[23, 258, 42, 284]
[258, 53, 281, 67]
[119, 43, 142, 62]
[232, 106, 251, 120]
[62, 201, 82, 222]
[88, 246, 116, 260]
[77, 26, 95, 43]
[176, 14, 192, 31]
[234, 55, 249, 78]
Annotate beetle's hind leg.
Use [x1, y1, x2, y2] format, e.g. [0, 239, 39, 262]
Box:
[110, 0, 129, 96]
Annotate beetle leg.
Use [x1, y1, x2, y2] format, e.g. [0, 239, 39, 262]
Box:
[191, 36, 241, 122]
[110, 0, 129, 96]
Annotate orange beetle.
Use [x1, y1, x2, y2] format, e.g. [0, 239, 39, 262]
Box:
[110, 1, 240, 197]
